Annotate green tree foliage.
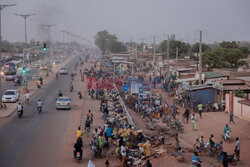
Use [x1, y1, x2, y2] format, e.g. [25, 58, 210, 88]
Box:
[203, 48, 247, 69]
[190, 43, 211, 53]
[95, 30, 126, 53]
[220, 41, 238, 48]
[160, 34, 190, 58]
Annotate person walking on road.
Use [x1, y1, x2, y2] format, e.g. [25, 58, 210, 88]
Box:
[235, 137, 240, 161]
[191, 113, 197, 131]
[183, 108, 190, 123]
[197, 103, 203, 119]
[229, 110, 235, 124]
[121, 143, 126, 167]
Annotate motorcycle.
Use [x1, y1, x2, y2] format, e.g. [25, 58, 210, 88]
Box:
[37, 80, 42, 88]
[14, 78, 22, 86]
[90, 143, 99, 159]
[75, 151, 81, 162]
[78, 91, 82, 99]
[70, 85, 73, 92]
[38, 106, 42, 114]
[222, 130, 231, 143]
[17, 110, 23, 118]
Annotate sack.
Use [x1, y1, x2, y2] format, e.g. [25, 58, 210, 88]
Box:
[88, 160, 96, 167]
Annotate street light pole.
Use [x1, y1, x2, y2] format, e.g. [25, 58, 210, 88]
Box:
[14, 13, 36, 43]
[0, 4, 16, 108]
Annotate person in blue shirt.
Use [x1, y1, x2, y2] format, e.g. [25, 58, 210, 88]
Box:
[223, 124, 231, 137]
[192, 152, 201, 167]
[105, 126, 113, 143]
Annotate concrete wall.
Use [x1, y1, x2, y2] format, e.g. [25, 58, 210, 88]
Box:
[225, 92, 250, 119]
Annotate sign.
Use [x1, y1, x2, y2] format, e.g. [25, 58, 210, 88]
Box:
[122, 85, 129, 92]
[106, 62, 111, 67]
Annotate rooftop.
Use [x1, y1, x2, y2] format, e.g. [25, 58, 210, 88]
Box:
[238, 100, 250, 106]
[223, 85, 250, 91]
[204, 72, 228, 79]
[219, 80, 245, 85]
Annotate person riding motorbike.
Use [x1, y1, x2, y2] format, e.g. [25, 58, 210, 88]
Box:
[70, 82, 73, 92]
[37, 99, 43, 113]
[25, 91, 30, 104]
[17, 103, 23, 118]
[78, 91, 82, 99]
[87, 110, 94, 124]
[73, 138, 83, 160]
[223, 124, 231, 140]
[58, 90, 63, 97]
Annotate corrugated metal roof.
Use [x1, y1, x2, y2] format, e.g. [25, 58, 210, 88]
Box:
[189, 85, 213, 91]
[238, 100, 250, 106]
[204, 72, 227, 79]
[223, 85, 250, 91]
[219, 80, 244, 85]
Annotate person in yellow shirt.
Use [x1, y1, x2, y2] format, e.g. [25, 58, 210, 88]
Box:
[76, 127, 83, 139]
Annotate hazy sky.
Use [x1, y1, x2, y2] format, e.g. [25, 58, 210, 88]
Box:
[1, 0, 250, 44]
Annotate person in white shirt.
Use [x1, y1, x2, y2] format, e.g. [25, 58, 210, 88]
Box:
[121, 143, 126, 167]
[17, 103, 23, 115]
[25, 92, 30, 104]
[235, 137, 240, 160]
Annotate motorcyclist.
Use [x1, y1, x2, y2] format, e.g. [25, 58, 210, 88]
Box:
[39, 77, 43, 84]
[78, 91, 82, 99]
[17, 103, 23, 116]
[70, 82, 73, 92]
[58, 90, 63, 97]
[73, 138, 83, 160]
[223, 124, 231, 138]
[87, 110, 94, 124]
[25, 91, 30, 104]
[37, 99, 43, 112]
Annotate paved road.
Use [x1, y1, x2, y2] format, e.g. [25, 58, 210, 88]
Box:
[0, 56, 79, 167]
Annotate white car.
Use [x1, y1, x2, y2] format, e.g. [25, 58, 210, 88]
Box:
[2, 90, 20, 103]
[59, 68, 68, 75]
[35, 63, 42, 68]
[56, 97, 71, 109]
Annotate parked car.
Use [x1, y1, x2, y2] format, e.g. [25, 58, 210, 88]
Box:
[56, 97, 71, 109]
[2, 90, 20, 103]
[59, 68, 68, 75]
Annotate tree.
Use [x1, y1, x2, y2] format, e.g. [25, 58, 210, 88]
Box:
[190, 43, 211, 53]
[220, 41, 238, 49]
[160, 34, 190, 58]
[95, 30, 117, 53]
[203, 48, 247, 69]
[109, 41, 126, 53]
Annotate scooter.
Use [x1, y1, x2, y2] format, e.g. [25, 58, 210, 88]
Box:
[222, 130, 231, 143]
[75, 151, 82, 163]
[17, 110, 23, 118]
[38, 106, 42, 114]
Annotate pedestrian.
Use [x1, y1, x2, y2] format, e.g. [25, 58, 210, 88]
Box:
[209, 134, 215, 157]
[121, 143, 126, 167]
[98, 133, 103, 157]
[192, 152, 202, 167]
[229, 110, 235, 124]
[105, 160, 109, 167]
[146, 160, 152, 167]
[235, 137, 240, 161]
[105, 125, 113, 144]
[222, 152, 228, 167]
[183, 108, 190, 123]
[197, 103, 203, 119]
[191, 113, 197, 131]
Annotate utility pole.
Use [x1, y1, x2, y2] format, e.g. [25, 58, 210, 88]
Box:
[167, 35, 170, 75]
[14, 13, 36, 43]
[176, 47, 178, 70]
[153, 36, 156, 64]
[199, 30, 203, 84]
[0, 4, 16, 108]
[42, 24, 56, 43]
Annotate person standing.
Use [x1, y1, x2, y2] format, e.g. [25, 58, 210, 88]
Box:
[183, 108, 190, 123]
[121, 143, 126, 167]
[197, 103, 203, 119]
[229, 110, 235, 124]
[146, 160, 152, 167]
[191, 113, 197, 131]
[235, 137, 240, 161]
[192, 152, 201, 167]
